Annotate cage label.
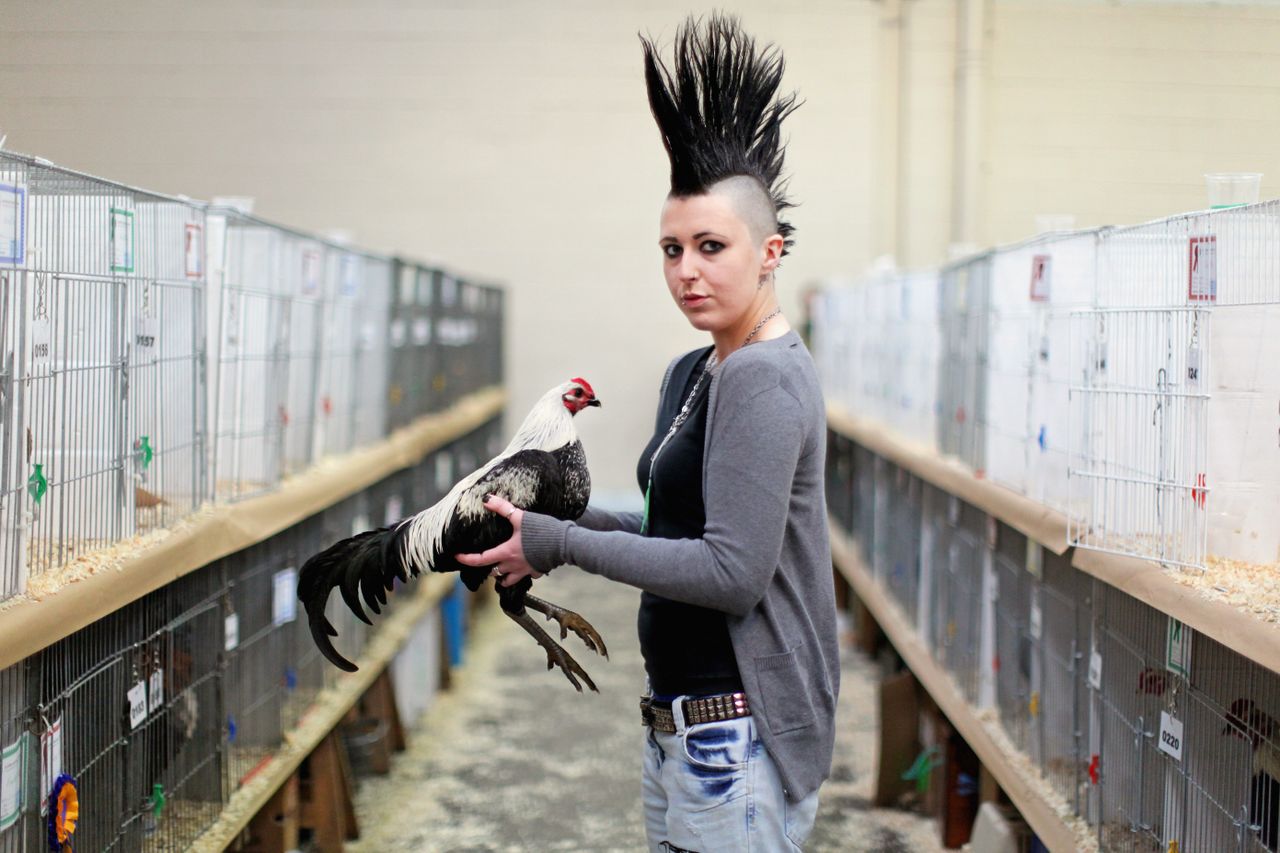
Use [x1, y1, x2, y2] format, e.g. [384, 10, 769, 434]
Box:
[110, 207, 135, 273]
[224, 612, 239, 651]
[0, 737, 22, 829]
[1158, 711, 1184, 762]
[38, 718, 61, 816]
[1088, 646, 1103, 690]
[1029, 254, 1051, 302]
[0, 183, 25, 264]
[135, 315, 158, 350]
[1166, 618, 1192, 678]
[148, 668, 164, 715]
[128, 681, 148, 729]
[30, 316, 51, 364]
[1188, 236, 1216, 302]
[184, 222, 203, 278]
[272, 568, 298, 626]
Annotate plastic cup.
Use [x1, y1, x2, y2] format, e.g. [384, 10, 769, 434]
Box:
[1205, 172, 1262, 209]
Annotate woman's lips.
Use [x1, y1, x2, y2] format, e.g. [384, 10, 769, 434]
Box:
[683, 294, 708, 308]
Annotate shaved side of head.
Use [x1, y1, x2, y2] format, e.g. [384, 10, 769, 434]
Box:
[703, 175, 780, 249]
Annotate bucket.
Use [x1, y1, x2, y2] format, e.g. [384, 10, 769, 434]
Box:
[340, 717, 390, 778]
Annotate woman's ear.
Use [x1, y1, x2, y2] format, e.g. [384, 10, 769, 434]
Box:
[761, 233, 785, 274]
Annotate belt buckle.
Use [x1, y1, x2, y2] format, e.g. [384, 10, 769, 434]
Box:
[639, 695, 655, 727]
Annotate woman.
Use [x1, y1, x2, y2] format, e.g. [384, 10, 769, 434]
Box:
[457, 14, 838, 851]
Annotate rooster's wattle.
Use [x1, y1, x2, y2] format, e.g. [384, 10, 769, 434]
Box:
[297, 378, 607, 690]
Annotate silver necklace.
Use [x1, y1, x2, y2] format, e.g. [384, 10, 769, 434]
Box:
[640, 307, 783, 533]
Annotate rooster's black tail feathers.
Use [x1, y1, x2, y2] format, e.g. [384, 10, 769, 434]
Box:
[296, 525, 412, 672]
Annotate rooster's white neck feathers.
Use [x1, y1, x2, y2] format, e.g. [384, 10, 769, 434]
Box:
[397, 382, 584, 571]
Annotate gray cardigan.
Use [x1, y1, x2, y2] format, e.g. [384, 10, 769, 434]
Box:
[520, 330, 840, 801]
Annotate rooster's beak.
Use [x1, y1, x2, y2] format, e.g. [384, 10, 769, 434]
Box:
[587, 398, 602, 408]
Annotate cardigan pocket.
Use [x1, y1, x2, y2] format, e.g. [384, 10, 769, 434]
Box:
[754, 644, 816, 734]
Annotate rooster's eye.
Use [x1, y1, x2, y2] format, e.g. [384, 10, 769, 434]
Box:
[572, 389, 582, 397]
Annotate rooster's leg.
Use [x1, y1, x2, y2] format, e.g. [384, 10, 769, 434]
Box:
[523, 594, 609, 659]
[497, 579, 598, 693]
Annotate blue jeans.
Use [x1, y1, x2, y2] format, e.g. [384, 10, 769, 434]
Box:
[642, 699, 819, 852]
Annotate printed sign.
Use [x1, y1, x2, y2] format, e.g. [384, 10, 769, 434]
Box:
[148, 668, 164, 715]
[272, 568, 298, 627]
[0, 183, 25, 264]
[224, 612, 239, 651]
[1088, 646, 1103, 691]
[1188, 236, 1217, 302]
[38, 718, 61, 816]
[184, 223, 203, 278]
[1029, 254, 1051, 302]
[110, 208, 135, 273]
[1158, 710, 1184, 762]
[0, 737, 22, 830]
[1186, 343, 1202, 387]
[1166, 618, 1193, 678]
[128, 681, 148, 729]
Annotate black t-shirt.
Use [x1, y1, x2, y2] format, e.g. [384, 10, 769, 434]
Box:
[636, 348, 744, 698]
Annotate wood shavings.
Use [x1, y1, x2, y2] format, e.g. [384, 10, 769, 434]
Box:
[1171, 555, 1280, 625]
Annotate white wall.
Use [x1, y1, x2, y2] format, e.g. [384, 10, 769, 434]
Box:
[0, 0, 877, 499]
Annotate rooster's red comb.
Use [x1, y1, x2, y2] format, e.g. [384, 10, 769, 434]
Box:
[570, 377, 595, 397]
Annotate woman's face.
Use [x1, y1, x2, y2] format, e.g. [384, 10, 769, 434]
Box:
[658, 191, 779, 334]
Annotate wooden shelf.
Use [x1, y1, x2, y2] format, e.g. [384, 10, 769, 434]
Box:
[826, 404, 1280, 678]
[829, 522, 1082, 852]
[0, 387, 506, 670]
[188, 572, 460, 852]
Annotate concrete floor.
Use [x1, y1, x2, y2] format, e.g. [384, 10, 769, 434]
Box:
[347, 570, 942, 852]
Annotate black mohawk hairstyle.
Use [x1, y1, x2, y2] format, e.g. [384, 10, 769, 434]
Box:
[640, 13, 801, 254]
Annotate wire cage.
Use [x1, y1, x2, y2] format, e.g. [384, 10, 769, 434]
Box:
[991, 523, 1035, 757]
[0, 153, 207, 601]
[351, 255, 394, 449]
[928, 494, 985, 706]
[985, 232, 1100, 512]
[1068, 306, 1210, 571]
[1039, 548, 1090, 816]
[313, 247, 365, 459]
[937, 254, 991, 474]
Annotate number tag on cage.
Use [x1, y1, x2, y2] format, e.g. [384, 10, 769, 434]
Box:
[1158, 711, 1184, 762]
[272, 568, 298, 627]
[30, 317, 51, 365]
[224, 612, 239, 651]
[110, 207, 135, 273]
[128, 681, 148, 729]
[1188, 236, 1217, 303]
[135, 315, 158, 351]
[1186, 343, 1202, 387]
[148, 668, 164, 715]
[1029, 254, 1051, 302]
[1029, 598, 1043, 641]
[1088, 646, 1103, 691]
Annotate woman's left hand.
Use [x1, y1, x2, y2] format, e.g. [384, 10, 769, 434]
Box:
[455, 494, 544, 587]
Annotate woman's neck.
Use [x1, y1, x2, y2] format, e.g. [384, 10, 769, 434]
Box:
[711, 298, 790, 362]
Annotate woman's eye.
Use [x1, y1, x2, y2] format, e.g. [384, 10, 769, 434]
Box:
[662, 244, 681, 259]
[700, 240, 724, 253]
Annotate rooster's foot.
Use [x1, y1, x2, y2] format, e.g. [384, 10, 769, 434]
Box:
[524, 594, 609, 659]
[505, 608, 598, 693]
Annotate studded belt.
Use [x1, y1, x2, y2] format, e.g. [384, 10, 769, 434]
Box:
[640, 692, 751, 733]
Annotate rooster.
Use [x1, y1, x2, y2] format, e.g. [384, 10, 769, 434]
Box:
[1225, 698, 1280, 851]
[297, 378, 608, 691]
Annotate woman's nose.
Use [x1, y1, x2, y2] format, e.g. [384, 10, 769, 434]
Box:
[678, 252, 699, 282]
